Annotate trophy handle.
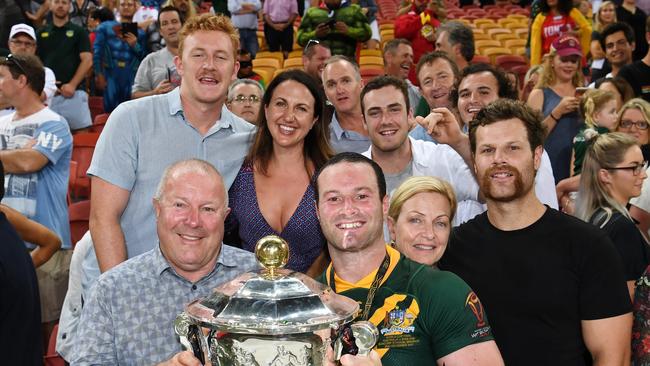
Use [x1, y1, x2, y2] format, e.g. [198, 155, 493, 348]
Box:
[175, 313, 210, 365]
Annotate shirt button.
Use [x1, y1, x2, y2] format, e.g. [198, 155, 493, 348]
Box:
[192, 285, 197, 290]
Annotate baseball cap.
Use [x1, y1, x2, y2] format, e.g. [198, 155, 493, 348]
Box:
[9, 23, 36, 41]
[551, 35, 582, 57]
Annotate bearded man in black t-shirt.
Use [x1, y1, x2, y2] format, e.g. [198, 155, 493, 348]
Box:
[439, 99, 633, 366]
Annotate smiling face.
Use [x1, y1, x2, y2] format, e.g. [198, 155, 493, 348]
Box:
[264, 79, 317, 151]
[473, 118, 542, 203]
[418, 58, 455, 109]
[604, 30, 634, 68]
[317, 162, 388, 254]
[304, 45, 331, 82]
[363, 85, 410, 153]
[617, 108, 650, 145]
[385, 43, 413, 79]
[551, 54, 580, 83]
[154, 170, 230, 282]
[175, 30, 239, 106]
[387, 191, 451, 266]
[599, 3, 616, 24]
[323, 60, 363, 114]
[601, 145, 647, 205]
[227, 83, 262, 123]
[457, 71, 500, 126]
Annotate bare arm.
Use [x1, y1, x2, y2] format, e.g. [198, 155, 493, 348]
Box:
[1, 204, 61, 268]
[0, 149, 49, 174]
[89, 176, 130, 273]
[527, 88, 558, 135]
[582, 313, 632, 366]
[437, 341, 504, 366]
[68, 52, 93, 90]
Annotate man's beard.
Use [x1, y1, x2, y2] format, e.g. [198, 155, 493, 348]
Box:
[480, 163, 531, 203]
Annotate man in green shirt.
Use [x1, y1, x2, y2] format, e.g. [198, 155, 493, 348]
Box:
[314, 152, 504, 366]
[36, 0, 92, 130]
[297, 0, 371, 59]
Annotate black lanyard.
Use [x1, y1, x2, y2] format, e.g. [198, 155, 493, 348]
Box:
[330, 251, 391, 321]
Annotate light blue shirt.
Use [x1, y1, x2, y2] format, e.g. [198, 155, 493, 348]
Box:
[328, 112, 371, 154]
[228, 0, 262, 29]
[0, 108, 72, 248]
[87, 87, 255, 259]
[72, 244, 259, 365]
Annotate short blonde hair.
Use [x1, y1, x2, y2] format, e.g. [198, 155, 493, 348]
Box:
[178, 14, 240, 59]
[618, 98, 650, 129]
[580, 89, 615, 129]
[388, 176, 457, 223]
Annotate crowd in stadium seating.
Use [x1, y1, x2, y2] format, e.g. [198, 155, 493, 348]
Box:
[3, 0, 650, 364]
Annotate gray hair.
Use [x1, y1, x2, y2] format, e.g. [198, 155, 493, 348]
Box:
[153, 159, 228, 206]
[227, 78, 263, 102]
[323, 55, 361, 81]
[437, 21, 475, 63]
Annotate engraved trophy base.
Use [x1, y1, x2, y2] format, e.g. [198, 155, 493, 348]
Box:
[213, 333, 327, 366]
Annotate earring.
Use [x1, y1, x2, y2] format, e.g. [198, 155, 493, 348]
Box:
[389, 240, 396, 247]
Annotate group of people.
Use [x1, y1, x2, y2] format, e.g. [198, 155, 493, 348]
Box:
[4, 0, 650, 365]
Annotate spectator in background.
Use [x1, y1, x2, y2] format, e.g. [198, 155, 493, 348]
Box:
[529, 0, 591, 66]
[263, 0, 298, 59]
[88, 7, 116, 47]
[598, 22, 635, 79]
[131, 6, 183, 99]
[590, 1, 616, 80]
[409, 51, 459, 142]
[163, 0, 196, 21]
[302, 40, 331, 87]
[617, 0, 648, 61]
[322, 56, 370, 154]
[0, 161, 43, 366]
[37, 0, 93, 131]
[528, 35, 584, 183]
[435, 20, 474, 73]
[394, 0, 441, 85]
[575, 132, 650, 299]
[383, 39, 420, 112]
[0, 54, 73, 347]
[228, 0, 261, 58]
[618, 17, 650, 103]
[93, 0, 146, 112]
[297, 0, 371, 59]
[2, 24, 56, 113]
[352, 0, 379, 49]
[595, 76, 635, 110]
[225, 78, 263, 124]
[237, 49, 266, 88]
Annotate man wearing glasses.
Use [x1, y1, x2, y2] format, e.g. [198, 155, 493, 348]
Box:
[2, 24, 57, 115]
[226, 78, 263, 124]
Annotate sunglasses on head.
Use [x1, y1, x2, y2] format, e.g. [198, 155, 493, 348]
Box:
[304, 39, 320, 53]
[1, 54, 27, 75]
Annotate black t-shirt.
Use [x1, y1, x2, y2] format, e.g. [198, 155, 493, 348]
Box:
[589, 208, 650, 281]
[439, 208, 631, 366]
[616, 6, 649, 61]
[618, 60, 650, 103]
[0, 211, 42, 365]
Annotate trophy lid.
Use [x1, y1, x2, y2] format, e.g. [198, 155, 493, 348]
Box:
[183, 235, 359, 335]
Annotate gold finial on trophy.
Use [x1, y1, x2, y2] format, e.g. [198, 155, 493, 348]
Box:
[255, 235, 289, 278]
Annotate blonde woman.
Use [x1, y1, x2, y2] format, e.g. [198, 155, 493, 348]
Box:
[163, 0, 196, 21]
[387, 176, 456, 267]
[575, 132, 650, 298]
[590, 1, 616, 74]
[528, 35, 585, 183]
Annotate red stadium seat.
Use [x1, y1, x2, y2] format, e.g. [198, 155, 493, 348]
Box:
[71, 132, 101, 199]
[495, 55, 528, 71]
[470, 55, 491, 64]
[91, 113, 109, 134]
[43, 323, 65, 366]
[69, 200, 90, 248]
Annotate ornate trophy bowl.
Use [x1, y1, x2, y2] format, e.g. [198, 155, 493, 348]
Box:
[175, 235, 378, 366]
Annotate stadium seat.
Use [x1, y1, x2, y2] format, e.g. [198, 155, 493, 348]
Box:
[494, 33, 518, 42]
[88, 96, 104, 121]
[504, 39, 527, 49]
[470, 55, 490, 64]
[71, 132, 101, 199]
[483, 47, 512, 63]
[91, 113, 109, 134]
[287, 50, 303, 59]
[359, 56, 384, 67]
[253, 68, 273, 85]
[487, 28, 510, 38]
[475, 40, 502, 53]
[69, 200, 90, 248]
[360, 49, 383, 57]
[68, 160, 77, 205]
[474, 19, 495, 29]
[43, 323, 64, 366]
[495, 55, 528, 70]
[253, 58, 281, 69]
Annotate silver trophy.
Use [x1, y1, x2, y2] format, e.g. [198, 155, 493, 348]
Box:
[175, 235, 379, 365]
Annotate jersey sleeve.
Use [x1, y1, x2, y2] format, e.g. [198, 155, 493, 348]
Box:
[32, 120, 72, 165]
[578, 231, 633, 319]
[416, 269, 493, 360]
[608, 217, 650, 281]
[86, 102, 139, 191]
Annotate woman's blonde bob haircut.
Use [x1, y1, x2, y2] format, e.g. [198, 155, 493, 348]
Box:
[388, 176, 457, 223]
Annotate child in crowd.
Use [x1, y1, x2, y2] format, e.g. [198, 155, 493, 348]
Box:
[571, 89, 619, 175]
